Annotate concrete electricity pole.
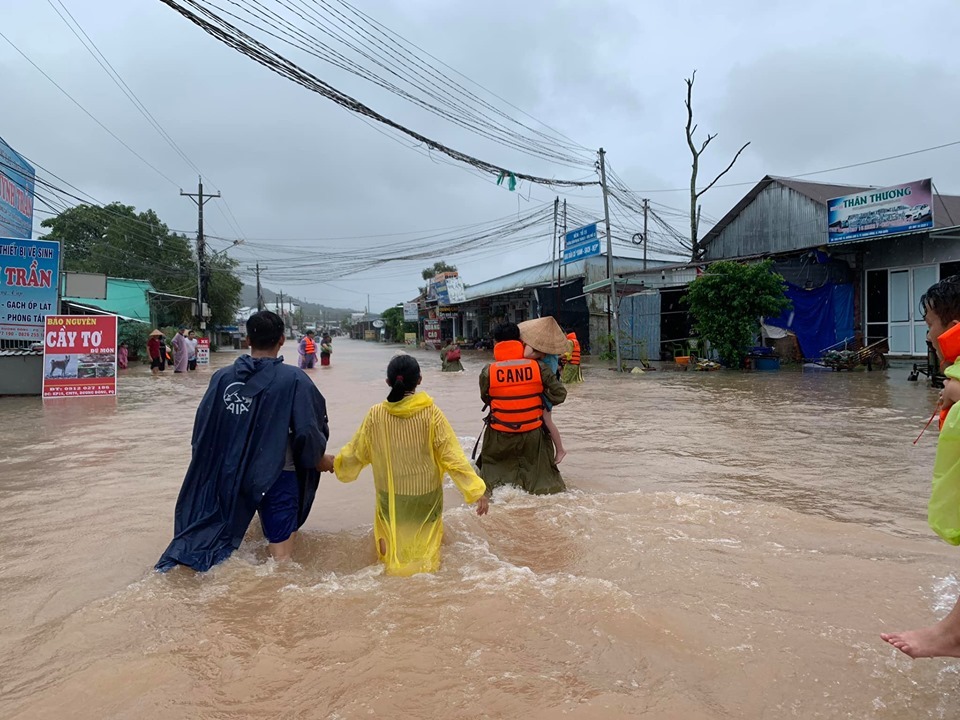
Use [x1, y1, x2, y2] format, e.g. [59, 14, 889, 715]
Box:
[598, 148, 621, 371]
[180, 177, 220, 329]
[247, 262, 265, 310]
[643, 198, 649, 271]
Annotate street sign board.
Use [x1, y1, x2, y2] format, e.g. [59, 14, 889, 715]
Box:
[828, 179, 934, 244]
[0, 237, 60, 341]
[42, 314, 117, 398]
[563, 223, 601, 264]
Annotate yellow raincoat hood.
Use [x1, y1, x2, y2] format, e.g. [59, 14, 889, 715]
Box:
[334, 392, 486, 575]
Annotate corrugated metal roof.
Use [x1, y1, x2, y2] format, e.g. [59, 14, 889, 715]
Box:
[462, 255, 675, 302]
[702, 176, 960, 257]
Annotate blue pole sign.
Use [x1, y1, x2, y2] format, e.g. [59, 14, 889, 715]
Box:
[562, 222, 601, 264]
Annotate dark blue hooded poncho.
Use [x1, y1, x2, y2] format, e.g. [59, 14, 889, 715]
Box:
[156, 355, 329, 572]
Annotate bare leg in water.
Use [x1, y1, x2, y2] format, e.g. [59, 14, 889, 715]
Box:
[882, 596, 960, 658]
[268, 532, 297, 562]
[542, 409, 566, 464]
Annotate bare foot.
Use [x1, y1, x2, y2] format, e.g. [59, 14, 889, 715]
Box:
[881, 623, 960, 659]
[554, 448, 567, 465]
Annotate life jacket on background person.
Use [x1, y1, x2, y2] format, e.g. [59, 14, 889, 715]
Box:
[304, 336, 317, 355]
[566, 332, 581, 365]
[487, 339, 544, 433]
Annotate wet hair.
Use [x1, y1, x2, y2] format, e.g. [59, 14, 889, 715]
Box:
[386, 354, 421, 402]
[246, 310, 285, 350]
[921, 275, 960, 324]
[493, 322, 520, 342]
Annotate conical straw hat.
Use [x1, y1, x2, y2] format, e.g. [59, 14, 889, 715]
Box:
[149, 329, 163, 337]
[518, 317, 573, 355]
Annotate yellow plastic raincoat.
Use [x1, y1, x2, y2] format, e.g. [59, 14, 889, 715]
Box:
[930, 359, 960, 544]
[334, 392, 486, 576]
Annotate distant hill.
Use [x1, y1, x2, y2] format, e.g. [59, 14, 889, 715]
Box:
[240, 284, 361, 320]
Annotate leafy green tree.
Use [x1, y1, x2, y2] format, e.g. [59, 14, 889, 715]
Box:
[683, 260, 790, 367]
[40, 202, 242, 327]
[381, 306, 416, 342]
[421, 261, 457, 281]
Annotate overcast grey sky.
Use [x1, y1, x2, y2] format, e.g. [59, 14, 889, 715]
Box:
[2, 0, 959, 311]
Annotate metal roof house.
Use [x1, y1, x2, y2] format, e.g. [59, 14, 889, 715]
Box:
[701, 175, 960, 357]
[439, 254, 678, 354]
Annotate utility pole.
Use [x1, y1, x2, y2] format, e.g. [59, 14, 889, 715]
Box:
[598, 148, 621, 371]
[552, 196, 559, 319]
[562, 199, 567, 286]
[247, 262, 265, 310]
[180, 177, 220, 329]
[643, 198, 649, 271]
[278, 289, 285, 334]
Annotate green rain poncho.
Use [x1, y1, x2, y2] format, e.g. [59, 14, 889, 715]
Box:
[930, 359, 960, 544]
[334, 392, 486, 576]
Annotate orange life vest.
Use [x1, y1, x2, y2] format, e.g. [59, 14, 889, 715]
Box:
[304, 337, 316, 355]
[487, 340, 544, 433]
[566, 333, 581, 365]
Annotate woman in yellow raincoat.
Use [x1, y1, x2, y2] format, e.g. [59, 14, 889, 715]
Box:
[333, 355, 489, 576]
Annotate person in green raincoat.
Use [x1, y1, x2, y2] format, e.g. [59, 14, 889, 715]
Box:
[440, 338, 464, 372]
[883, 275, 960, 658]
[478, 322, 567, 495]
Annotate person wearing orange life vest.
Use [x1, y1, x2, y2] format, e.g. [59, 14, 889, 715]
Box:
[560, 331, 583, 384]
[478, 322, 567, 495]
[298, 329, 318, 369]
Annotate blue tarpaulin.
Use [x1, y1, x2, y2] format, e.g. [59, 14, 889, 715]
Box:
[767, 283, 854, 358]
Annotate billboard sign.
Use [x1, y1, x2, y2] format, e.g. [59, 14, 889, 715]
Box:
[423, 318, 441, 348]
[403, 301, 419, 322]
[828, 179, 934, 244]
[42, 314, 117, 398]
[563, 222, 601, 264]
[0, 237, 60, 341]
[0, 137, 35, 239]
[445, 277, 466, 304]
[196, 337, 210, 365]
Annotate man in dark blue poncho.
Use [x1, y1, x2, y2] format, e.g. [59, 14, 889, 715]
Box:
[156, 311, 332, 572]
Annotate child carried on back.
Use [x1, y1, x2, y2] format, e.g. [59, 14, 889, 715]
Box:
[517, 317, 574, 465]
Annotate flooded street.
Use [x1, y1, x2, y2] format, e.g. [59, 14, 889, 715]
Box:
[2, 339, 959, 719]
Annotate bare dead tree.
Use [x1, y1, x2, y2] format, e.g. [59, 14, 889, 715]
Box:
[685, 71, 750, 261]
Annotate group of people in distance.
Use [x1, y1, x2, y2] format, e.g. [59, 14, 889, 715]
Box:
[144, 326, 199, 375]
[155, 311, 579, 578]
[297, 329, 333, 369]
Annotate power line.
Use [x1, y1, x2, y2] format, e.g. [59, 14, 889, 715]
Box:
[157, 0, 598, 188]
[0, 30, 180, 188]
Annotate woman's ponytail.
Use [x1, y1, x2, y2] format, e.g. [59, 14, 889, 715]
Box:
[386, 354, 421, 402]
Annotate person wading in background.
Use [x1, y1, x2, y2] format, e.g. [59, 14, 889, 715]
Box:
[299, 329, 318, 369]
[172, 326, 189, 374]
[560, 331, 583, 384]
[477, 322, 567, 495]
[440, 338, 464, 372]
[320, 332, 333, 367]
[147, 329, 165, 375]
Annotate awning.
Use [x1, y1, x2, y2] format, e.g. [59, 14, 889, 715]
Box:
[62, 300, 145, 323]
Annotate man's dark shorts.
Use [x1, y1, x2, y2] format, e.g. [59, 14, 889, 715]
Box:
[151, 357, 165, 371]
[258, 470, 300, 544]
[188, 359, 197, 371]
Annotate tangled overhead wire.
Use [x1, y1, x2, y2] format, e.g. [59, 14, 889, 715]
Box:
[158, 0, 600, 188]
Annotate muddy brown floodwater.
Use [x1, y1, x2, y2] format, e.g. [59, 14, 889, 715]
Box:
[1, 340, 958, 719]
